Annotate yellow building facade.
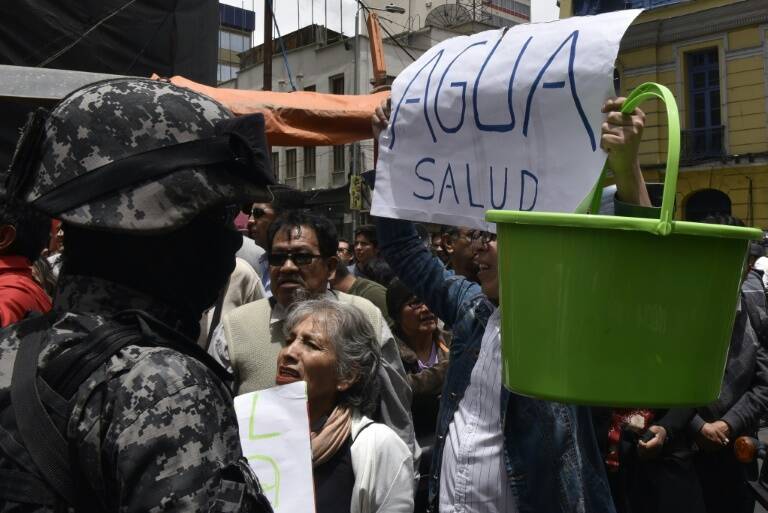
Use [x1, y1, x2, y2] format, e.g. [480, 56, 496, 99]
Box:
[562, 0, 768, 228]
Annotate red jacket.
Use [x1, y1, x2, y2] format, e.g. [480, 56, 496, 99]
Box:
[0, 255, 52, 328]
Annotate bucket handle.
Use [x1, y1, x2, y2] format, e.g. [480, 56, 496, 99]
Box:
[586, 82, 681, 236]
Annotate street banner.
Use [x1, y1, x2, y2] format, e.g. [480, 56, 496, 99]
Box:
[235, 382, 315, 513]
[372, 10, 643, 231]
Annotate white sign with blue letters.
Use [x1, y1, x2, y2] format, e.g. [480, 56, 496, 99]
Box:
[371, 10, 643, 230]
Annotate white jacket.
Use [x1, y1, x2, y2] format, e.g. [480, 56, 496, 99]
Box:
[351, 413, 414, 513]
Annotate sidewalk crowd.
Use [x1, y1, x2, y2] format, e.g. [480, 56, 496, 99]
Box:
[0, 76, 765, 513]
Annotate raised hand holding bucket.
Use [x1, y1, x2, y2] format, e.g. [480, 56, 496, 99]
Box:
[486, 82, 762, 407]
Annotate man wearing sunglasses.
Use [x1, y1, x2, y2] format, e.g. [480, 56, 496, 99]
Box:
[247, 203, 279, 247]
[240, 202, 283, 295]
[372, 97, 655, 513]
[209, 209, 418, 462]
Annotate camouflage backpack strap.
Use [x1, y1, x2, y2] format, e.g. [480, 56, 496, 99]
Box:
[0, 314, 60, 507]
[10, 313, 80, 506]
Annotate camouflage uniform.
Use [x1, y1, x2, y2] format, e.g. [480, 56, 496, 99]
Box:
[0, 275, 266, 512]
[1, 78, 277, 511]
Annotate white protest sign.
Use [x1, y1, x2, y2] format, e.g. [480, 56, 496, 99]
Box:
[235, 381, 315, 513]
[371, 10, 643, 230]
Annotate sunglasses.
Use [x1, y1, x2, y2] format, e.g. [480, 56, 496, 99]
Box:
[268, 252, 322, 267]
[469, 231, 497, 245]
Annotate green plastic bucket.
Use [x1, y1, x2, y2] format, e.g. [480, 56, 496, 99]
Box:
[486, 83, 762, 407]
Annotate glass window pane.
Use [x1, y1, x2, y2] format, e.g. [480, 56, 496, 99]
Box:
[286, 149, 297, 178]
[694, 111, 705, 127]
[708, 69, 719, 86]
[711, 108, 721, 126]
[692, 72, 705, 89]
[693, 94, 705, 111]
[709, 90, 720, 109]
[236, 34, 248, 52]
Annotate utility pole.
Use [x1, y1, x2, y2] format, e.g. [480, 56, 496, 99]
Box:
[263, 0, 273, 91]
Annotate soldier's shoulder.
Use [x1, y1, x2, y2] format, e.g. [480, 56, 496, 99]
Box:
[75, 343, 232, 441]
[108, 344, 226, 399]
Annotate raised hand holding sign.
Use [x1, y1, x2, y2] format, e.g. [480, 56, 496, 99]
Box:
[371, 10, 643, 231]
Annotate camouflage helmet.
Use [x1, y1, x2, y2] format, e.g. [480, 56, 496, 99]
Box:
[6, 77, 278, 232]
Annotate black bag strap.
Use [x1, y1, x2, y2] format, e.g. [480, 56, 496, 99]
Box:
[10, 322, 79, 505]
[42, 322, 140, 400]
[352, 420, 376, 443]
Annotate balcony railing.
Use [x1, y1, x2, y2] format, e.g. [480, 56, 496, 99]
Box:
[681, 126, 725, 163]
[624, 0, 682, 8]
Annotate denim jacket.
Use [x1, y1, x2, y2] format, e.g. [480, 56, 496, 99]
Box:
[377, 217, 618, 513]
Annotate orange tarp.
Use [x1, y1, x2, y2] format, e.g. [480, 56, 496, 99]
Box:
[165, 76, 389, 147]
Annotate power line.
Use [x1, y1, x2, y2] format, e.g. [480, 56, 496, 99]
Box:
[355, 0, 417, 61]
[37, 0, 140, 67]
[269, 0, 298, 90]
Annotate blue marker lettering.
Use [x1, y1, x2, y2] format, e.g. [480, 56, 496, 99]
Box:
[523, 30, 596, 151]
[414, 157, 436, 200]
[439, 163, 460, 205]
[389, 50, 444, 150]
[519, 170, 539, 210]
[434, 41, 488, 134]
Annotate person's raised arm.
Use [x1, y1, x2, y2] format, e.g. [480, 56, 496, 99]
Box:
[372, 99, 484, 329]
[601, 98, 652, 208]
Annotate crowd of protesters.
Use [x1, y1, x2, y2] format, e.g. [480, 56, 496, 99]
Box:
[0, 77, 766, 513]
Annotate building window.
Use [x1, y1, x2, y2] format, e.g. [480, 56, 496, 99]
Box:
[330, 75, 345, 95]
[303, 147, 316, 189]
[332, 145, 346, 186]
[684, 48, 723, 159]
[625, 0, 681, 8]
[304, 84, 316, 92]
[285, 149, 297, 188]
[572, 0, 680, 15]
[271, 152, 280, 180]
[219, 30, 250, 53]
[217, 63, 238, 83]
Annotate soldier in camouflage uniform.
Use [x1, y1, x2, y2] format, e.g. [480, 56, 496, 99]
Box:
[0, 78, 278, 512]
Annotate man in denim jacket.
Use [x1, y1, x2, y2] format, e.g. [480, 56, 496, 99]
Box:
[372, 98, 656, 513]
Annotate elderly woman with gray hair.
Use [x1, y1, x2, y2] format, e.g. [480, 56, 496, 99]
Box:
[275, 298, 414, 513]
